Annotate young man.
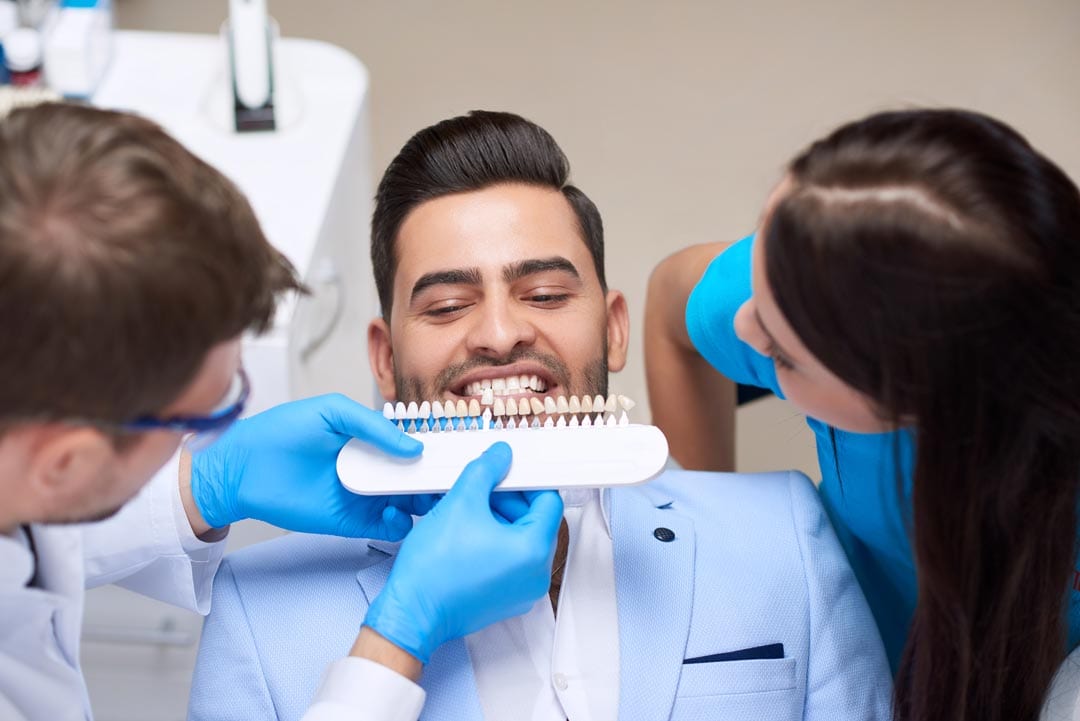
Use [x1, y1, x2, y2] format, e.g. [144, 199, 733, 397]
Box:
[190, 111, 894, 721]
[0, 103, 561, 721]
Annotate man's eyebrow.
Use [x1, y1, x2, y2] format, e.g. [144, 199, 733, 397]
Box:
[410, 267, 483, 302]
[754, 307, 794, 360]
[502, 257, 581, 284]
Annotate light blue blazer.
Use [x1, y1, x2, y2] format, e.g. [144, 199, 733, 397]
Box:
[189, 470, 893, 720]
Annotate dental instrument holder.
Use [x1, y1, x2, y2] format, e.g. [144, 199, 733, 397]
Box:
[337, 400, 670, 494]
[227, 0, 274, 132]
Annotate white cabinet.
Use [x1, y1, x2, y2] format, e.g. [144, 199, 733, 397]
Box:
[83, 30, 375, 720]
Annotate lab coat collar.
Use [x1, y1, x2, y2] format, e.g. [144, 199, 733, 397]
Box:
[0, 527, 34, 588]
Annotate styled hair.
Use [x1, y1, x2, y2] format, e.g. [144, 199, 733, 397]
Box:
[766, 109, 1080, 721]
[0, 103, 301, 430]
[371, 110, 605, 318]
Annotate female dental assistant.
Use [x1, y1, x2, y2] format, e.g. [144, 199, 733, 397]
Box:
[0, 102, 561, 721]
[646, 108, 1080, 721]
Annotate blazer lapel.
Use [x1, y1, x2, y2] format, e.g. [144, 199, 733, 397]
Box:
[611, 486, 696, 721]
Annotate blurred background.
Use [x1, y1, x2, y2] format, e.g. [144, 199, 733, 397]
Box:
[116, 0, 1080, 475]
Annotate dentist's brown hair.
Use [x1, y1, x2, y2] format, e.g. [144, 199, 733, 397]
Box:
[0, 103, 301, 432]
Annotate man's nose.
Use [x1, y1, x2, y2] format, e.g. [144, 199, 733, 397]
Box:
[465, 299, 538, 358]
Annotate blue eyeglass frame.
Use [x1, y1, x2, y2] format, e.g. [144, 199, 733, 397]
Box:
[120, 368, 251, 434]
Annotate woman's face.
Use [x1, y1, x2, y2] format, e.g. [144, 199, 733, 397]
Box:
[733, 182, 893, 434]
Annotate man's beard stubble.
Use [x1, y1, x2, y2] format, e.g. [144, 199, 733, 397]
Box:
[394, 341, 609, 404]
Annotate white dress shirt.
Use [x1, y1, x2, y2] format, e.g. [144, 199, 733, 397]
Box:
[465, 487, 620, 721]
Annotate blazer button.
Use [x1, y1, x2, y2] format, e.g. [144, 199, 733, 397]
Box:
[653, 527, 675, 542]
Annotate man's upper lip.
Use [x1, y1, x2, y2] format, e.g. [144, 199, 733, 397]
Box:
[451, 363, 556, 394]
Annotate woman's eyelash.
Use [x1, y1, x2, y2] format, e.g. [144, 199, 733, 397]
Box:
[766, 342, 795, 370]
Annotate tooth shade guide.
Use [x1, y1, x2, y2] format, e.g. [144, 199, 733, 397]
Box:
[383, 402, 395, 420]
[387, 395, 639, 434]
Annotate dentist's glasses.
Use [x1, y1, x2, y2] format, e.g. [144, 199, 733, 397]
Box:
[120, 367, 251, 452]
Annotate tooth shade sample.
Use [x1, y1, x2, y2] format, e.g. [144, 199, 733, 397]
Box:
[556, 396, 570, 414]
[468, 399, 481, 416]
[568, 396, 581, 413]
[604, 395, 618, 413]
[581, 396, 593, 413]
[432, 402, 445, 419]
[444, 400, 457, 417]
[518, 397, 531, 416]
[530, 397, 545, 415]
[456, 400, 468, 417]
[593, 395, 605, 411]
[493, 397, 506, 416]
[419, 401, 431, 418]
[506, 398, 519, 416]
[618, 394, 636, 411]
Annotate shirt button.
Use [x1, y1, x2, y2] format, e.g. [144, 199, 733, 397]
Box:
[553, 672, 569, 690]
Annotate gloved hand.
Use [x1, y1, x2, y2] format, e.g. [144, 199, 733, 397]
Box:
[190, 393, 438, 539]
[363, 442, 564, 663]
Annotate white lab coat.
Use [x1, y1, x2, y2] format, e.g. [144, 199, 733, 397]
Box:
[0, 451, 224, 721]
[0, 451, 424, 721]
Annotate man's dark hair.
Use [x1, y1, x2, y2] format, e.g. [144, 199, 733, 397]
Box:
[0, 103, 301, 430]
[371, 110, 605, 318]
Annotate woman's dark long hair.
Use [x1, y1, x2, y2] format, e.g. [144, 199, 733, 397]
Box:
[765, 109, 1080, 721]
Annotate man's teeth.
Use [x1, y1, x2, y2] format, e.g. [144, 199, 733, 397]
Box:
[463, 374, 547, 397]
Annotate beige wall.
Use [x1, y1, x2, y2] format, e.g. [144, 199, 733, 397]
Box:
[116, 0, 1080, 472]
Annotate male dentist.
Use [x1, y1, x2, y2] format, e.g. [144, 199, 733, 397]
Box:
[191, 110, 894, 721]
[0, 103, 562, 721]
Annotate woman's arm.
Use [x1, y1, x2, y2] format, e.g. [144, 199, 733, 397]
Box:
[644, 241, 736, 471]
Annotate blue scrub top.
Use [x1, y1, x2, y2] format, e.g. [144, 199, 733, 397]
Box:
[686, 234, 1080, 670]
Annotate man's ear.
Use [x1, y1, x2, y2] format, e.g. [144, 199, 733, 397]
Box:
[29, 427, 114, 514]
[605, 290, 630, 373]
[368, 317, 398, 402]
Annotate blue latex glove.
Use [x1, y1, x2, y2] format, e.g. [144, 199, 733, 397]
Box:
[190, 393, 437, 539]
[364, 442, 564, 663]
